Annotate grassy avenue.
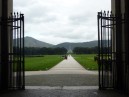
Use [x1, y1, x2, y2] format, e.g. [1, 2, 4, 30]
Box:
[25, 54, 98, 71]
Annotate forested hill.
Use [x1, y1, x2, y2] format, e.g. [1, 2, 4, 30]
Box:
[14, 36, 98, 49]
[13, 36, 54, 47]
[54, 41, 98, 50]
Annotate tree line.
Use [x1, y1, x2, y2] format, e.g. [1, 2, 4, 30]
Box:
[13, 46, 100, 55]
[13, 47, 67, 55]
[73, 47, 98, 54]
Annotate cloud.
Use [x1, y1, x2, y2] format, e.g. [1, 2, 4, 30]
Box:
[14, 0, 111, 45]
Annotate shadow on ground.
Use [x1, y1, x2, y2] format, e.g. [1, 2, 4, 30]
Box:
[0, 88, 127, 97]
[25, 74, 98, 86]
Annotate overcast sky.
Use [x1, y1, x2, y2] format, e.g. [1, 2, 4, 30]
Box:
[14, 0, 111, 45]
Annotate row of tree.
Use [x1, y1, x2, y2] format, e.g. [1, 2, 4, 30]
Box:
[14, 46, 100, 55]
[13, 47, 67, 55]
[73, 47, 98, 54]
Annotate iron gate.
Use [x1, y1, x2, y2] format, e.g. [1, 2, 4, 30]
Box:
[0, 13, 25, 90]
[97, 11, 116, 89]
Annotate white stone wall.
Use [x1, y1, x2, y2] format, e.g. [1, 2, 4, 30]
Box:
[8, 0, 13, 55]
[121, 0, 125, 14]
[8, 0, 13, 15]
[111, 0, 116, 57]
[111, 0, 125, 55]
[111, 0, 115, 13]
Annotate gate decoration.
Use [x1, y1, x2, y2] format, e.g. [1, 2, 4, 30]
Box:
[0, 13, 25, 90]
[97, 11, 116, 89]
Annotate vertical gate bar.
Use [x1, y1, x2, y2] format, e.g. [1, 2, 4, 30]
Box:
[19, 13, 22, 88]
[15, 13, 19, 88]
[18, 13, 21, 89]
[110, 12, 112, 87]
[98, 12, 101, 89]
[11, 18, 13, 88]
[97, 11, 116, 89]
[19, 13, 22, 89]
[107, 12, 110, 61]
[0, 12, 25, 90]
[16, 13, 18, 88]
[100, 12, 103, 88]
[21, 14, 25, 89]
[102, 11, 105, 88]
[14, 13, 17, 88]
[110, 13, 112, 87]
[112, 15, 116, 88]
[107, 12, 110, 87]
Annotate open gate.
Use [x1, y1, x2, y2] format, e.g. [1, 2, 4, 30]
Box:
[0, 13, 25, 90]
[97, 11, 116, 89]
[98, 11, 129, 93]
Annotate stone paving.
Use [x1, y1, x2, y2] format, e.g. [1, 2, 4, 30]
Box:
[25, 74, 98, 86]
[25, 55, 98, 86]
[0, 86, 128, 97]
[0, 55, 128, 97]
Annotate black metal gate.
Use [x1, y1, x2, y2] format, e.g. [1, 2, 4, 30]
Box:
[97, 11, 116, 89]
[0, 13, 25, 90]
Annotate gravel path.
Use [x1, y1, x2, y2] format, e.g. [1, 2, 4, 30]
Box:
[25, 55, 98, 86]
[25, 55, 98, 75]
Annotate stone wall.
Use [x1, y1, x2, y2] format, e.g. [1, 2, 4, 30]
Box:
[111, 0, 129, 93]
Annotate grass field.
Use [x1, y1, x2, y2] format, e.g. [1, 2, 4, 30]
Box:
[25, 55, 63, 71]
[72, 54, 98, 70]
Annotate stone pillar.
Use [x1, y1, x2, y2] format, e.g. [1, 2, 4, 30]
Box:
[8, 0, 13, 16]
[0, 0, 2, 55]
[0, 0, 13, 90]
[111, 0, 115, 13]
[8, 0, 13, 56]
[0, 2, 1, 15]
[1, 0, 9, 89]
[111, 0, 129, 92]
[124, 0, 129, 93]
[111, 0, 124, 90]
[111, 0, 116, 58]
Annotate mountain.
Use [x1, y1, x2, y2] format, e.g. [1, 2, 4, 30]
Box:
[54, 41, 98, 50]
[24, 36, 54, 47]
[13, 36, 54, 47]
[13, 36, 98, 49]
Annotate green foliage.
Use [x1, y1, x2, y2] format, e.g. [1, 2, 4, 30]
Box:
[54, 40, 98, 50]
[25, 55, 63, 71]
[72, 54, 98, 70]
[73, 47, 98, 54]
[24, 47, 67, 55]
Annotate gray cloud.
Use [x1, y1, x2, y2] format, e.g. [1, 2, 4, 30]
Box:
[14, 0, 111, 45]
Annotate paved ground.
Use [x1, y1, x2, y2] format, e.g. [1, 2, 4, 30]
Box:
[25, 74, 98, 86]
[0, 86, 128, 97]
[25, 55, 98, 75]
[1, 55, 127, 97]
[25, 55, 98, 86]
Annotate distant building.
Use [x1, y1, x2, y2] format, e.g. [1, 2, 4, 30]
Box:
[67, 45, 73, 54]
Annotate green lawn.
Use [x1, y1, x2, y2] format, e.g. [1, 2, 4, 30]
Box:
[72, 54, 98, 70]
[25, 55, 63, 71]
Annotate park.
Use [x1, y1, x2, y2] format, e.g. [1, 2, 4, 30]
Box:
[0, 0, 129, 97]
[25, 54, 98, 71]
